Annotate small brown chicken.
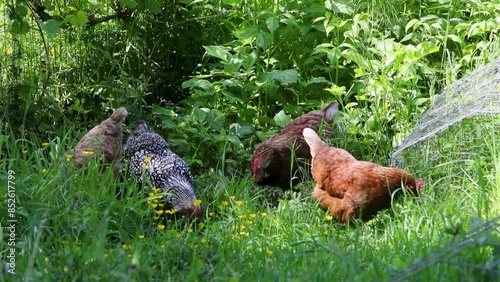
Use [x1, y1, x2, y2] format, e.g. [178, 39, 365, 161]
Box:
[303, 128, 423, 224]
[251, 101, 339, 190]
[70, 107, 128, 178]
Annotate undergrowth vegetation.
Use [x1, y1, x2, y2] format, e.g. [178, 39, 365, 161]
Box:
[1, 0, 500, 281]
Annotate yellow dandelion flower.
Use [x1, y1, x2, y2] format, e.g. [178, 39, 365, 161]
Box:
[239, 231, 247, 235]
[155, 210, 164, 215]
[449, 183, 454, 188]
[142, 164, 149, 170]
[150, 203, 158, 209]
[245, 220, 253, 225]
[239, 225, 246, 230]
[323, 230, 329, 235]
[208, 212, 214, 217]
[249, 213, 256, 218]
[41, 142, 49, 147]
[230, 196, 235, 199]
[187, 229, 193, 233]
[175, 233, 181, 238]
[152, 216, 159, 220]
[260, 212, 267, 217]
[222, 201, 228, 206]
[235, 200, 243, 206]
[138, 235, 145, 239]
[42, 168, 47, 174]
[165, 209, 176, 214]
[148, 192, 155, 197]
[66, 154, 73, 161]
[238, 214, 245, 219]
[158, 203, 164, 207]
[122, 244, 130, 250]
[198, 222, 205, 229]
[325, 215, 333, 221]
[160, 244, 166, 249]
[193, 199, 202, 207]
[144, 156, 152, 163]
[266, 249, 273, 255]
[6, 48, 12, 55]
[152, 187, 160, 193]
[22, 150, 28, 155]
[157, 224, 165, 230]
[201, 238, 207, 244]
[82, 150, 95, 156]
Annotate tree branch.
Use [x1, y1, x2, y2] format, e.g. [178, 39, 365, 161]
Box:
[30, 1, 132, 26]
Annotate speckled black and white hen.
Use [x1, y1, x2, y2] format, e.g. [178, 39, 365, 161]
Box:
[122, 120, 201, 218]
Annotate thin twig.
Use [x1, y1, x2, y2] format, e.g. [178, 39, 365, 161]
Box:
[24, 0, 51, 97]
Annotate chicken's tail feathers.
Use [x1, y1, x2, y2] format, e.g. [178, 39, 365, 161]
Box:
[132, 119, 153, 134]
[323, 101, 339, 123]
[110, 107, 128, 123]
[303, 128, 325, 158]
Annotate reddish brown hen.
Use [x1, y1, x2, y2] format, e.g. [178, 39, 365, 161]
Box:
[303, 128, 423, 224]
[251, 101, 339, 190]
[70, 107, 128, 178]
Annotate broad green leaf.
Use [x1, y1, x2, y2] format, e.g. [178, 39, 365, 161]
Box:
[256, 31, 273, 50]
[193, 108, 208, 123]
[146, 0, 162, 13]
[203, 45, 231, 62]
[324, 0, 354, 15]
[42, 19, 61, 38]
[16, 5, 28, 17]
[233, 26, 259, 41]
[10, 20, 30, 35]
[236, 122, 254, 137]
[121, 0, 138, 9]
[405, 19, 421, 32]
[222, 91, 244, 103]
[312, 43, 335, 55]
[67, 11, 88, 27]
[182, 78, 214, 92]
[226, 134, 242, 147]
[419, 42, 441, 56]
[273, 110, 291, 128]
[266, 16, 279, 34]
[161, 118, 178, 128]
[281, 14, 299, 28]
[242, 52, 257, 70]
[327, 47, 341, 64]
[258, 69, 298, 85]
[153, 107, 177, 117]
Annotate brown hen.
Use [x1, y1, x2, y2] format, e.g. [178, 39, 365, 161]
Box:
[251, 101, 339, 190]
[303, 128, 423, 224]
[70, 107, 128, 178]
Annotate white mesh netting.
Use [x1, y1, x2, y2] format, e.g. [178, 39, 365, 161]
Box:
[390, 58, 500, 173]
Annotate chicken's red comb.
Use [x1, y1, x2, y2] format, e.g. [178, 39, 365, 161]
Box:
[417, 179, 424, 192]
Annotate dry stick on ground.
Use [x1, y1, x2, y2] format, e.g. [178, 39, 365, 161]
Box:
[388, 216, 500, 282]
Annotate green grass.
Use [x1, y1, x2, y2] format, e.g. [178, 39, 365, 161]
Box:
[0, 117, 499, 282]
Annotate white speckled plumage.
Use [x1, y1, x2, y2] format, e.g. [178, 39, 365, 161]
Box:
[123, 120, 198, 216]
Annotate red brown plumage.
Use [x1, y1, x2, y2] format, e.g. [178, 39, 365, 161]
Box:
[251, 101, 339, 189]
[303, 128, 423, 223]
